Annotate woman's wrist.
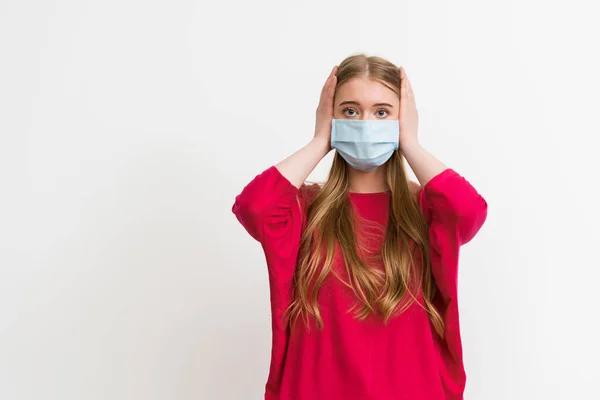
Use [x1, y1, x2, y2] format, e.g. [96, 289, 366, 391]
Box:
[310, 136, 331, 156]
[400, 139, 449, 186]
[400, 139, 421, 154]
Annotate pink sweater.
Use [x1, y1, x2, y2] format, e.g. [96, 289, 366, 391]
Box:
[232, 165, 488, 400]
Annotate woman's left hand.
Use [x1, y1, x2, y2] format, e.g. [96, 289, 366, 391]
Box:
[398, 66, 419, 149]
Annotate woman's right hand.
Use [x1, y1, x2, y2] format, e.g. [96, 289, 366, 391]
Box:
[313, 65, 338, 149]
[274, 66, 338, 188]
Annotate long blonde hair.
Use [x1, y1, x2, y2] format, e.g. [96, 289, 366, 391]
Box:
[285, 54, 444, 338]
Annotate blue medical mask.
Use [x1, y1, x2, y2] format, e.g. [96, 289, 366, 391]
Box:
[330, 119, 399, 172]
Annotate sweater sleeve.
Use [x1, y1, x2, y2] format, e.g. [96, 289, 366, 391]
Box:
[416, 168, 488, 400]
[418, 168, 488, 303]
[232, 165, 301, 243]
[231, 165, 320, 397]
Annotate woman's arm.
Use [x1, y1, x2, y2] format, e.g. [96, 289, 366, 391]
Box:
[276, 136, 330, 189]
[398, 66, 487, 245]
[276, 65, 338, 187]
[397, 66, 448, 186]
[401, 141, 448, 187]
[232, 65, 338, 242]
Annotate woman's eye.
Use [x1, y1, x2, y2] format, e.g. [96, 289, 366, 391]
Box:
[377, 109, 389, 118]
[343, 108, 357, 117]
[342, 107, 388, 118]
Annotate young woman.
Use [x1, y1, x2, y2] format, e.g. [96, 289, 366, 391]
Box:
[232, 54, 488, 400]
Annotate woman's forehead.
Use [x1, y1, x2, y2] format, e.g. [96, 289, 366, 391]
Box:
[335, 76, 398, 106]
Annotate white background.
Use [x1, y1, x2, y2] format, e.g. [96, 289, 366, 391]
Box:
[1, 0, 599, 399]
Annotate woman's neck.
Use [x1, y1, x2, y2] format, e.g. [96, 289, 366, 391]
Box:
[347, 165, 390, 193]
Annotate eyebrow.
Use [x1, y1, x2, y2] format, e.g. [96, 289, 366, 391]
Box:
[338, 100, 394, 108]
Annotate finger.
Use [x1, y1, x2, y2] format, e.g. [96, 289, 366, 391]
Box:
[319, 67, 335, 93]
[400, 66, 415, 100]
[319, 66, 338, 102]
[319, 77, 329, 99]
[330, 65, 338, 78]
[325, 65, 338, 89]
[327, 65, 338, 95]
[325, 75, 337, 110]
[399, 67, 409, 99]
[399, 66, 406, 87]
[318, 81, 330, 108]
[321, 67, 338, 108]
[406, 77, 414, 97]
[401, 67, 412, 91]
